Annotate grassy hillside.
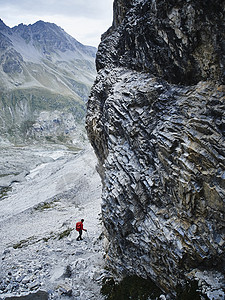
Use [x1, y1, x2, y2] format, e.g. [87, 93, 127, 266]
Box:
[0, 88, 87, 145]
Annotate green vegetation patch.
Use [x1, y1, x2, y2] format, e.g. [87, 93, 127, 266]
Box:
[42, 231, 56, 242]
[13, 236, 42, 249]
[42, 228, 74, 241]
[34, 199, 59, 211]
[13, 238, 32, 249]
[13, 227, 74, 249]
[58, 228, 73, 240]
[66, 145, 82, 152]
[0, 174, 11, 178]
[0, 186, 12, 200]
[0, 87, 86, 142]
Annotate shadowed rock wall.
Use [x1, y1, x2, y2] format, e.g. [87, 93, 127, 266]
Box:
[97, 0, 224, 85]
[86, 0, 225, 296]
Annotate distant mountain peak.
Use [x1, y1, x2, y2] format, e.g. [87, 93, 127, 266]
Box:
[0, 19, 10, 32]
[0, 18, 97, 82]
[5, 20, 97, 57]
[0, 19, 97, 145]
[0, 19, 6, 25]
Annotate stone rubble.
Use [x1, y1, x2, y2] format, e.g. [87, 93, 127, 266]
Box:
[0, 146, 108, 300]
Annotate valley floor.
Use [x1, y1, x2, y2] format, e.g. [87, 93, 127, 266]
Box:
[0, 144, 106, 299]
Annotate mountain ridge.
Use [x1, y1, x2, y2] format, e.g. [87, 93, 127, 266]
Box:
[0, 19, 97, 146]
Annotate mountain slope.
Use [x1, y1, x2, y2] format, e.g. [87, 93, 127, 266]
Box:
[0, 19, 97, 146]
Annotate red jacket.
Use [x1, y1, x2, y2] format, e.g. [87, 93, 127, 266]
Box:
[76, 221, 84, 231]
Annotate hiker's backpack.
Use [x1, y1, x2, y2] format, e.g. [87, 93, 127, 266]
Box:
[76, 222, 82, 231]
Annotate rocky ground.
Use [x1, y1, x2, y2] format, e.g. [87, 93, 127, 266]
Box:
[0, 144, 107, 300]
[1, 144, 223, 300]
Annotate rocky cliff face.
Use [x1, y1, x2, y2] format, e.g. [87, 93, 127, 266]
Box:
[0, 20, 96, 146]
[86, 0, 225, 297]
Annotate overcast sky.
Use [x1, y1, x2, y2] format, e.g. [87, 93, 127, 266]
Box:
[0, 0, 114, 47]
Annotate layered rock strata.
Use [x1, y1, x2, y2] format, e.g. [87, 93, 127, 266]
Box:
[86, 0, 225, 297]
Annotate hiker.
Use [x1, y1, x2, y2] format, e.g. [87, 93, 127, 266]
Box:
[76, 219, 87, 241]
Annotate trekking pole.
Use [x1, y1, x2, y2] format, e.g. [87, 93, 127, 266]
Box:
[86, 230, 90, 242]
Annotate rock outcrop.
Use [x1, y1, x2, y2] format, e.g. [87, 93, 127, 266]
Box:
[86, 0, 225, 297]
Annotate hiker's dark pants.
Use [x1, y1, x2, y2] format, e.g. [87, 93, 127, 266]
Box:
[77, 230, 83, 240]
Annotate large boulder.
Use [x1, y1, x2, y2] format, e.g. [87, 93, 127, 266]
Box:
[86, 0, 225, 297]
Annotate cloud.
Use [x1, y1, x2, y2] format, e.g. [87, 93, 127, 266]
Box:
[0, 0, 114, 46]
[0, 0, 113, 19]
